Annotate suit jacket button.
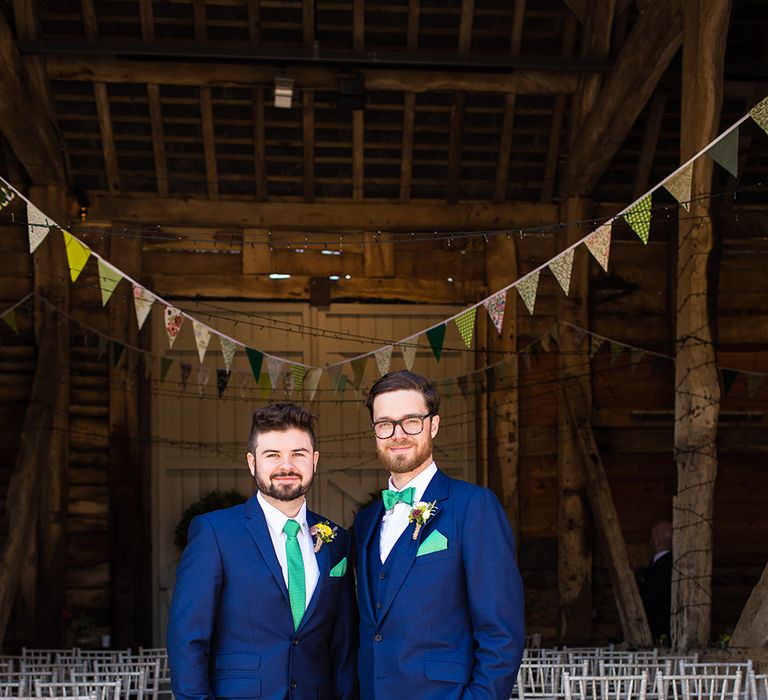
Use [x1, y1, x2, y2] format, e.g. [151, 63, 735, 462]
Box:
[291, 681, 297, 689]
[374, 633, 383, 642]
[293, 638, 299, 645]
[376, 602, 383, 609]
[379, 572, 386, 580]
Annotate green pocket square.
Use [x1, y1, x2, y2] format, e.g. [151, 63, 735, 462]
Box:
[416, 530, 448, 557]
[329, 557, 347, 577]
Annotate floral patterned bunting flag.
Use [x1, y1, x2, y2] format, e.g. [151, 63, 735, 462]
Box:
[706, 127, 738, 178]
[61, 229, 91, 282]
[97, 259, 122, 306]
[663, 162, 693, 212]
[0, 184, 15, 210]
[585, 223, 612, 272]
[220, 336, 237, 374]
[192, 320, 211, 365]
[164, 306, 184, 349]
[197, 366, 211, 396]
[549, 248, 574, 296]
[483, 291, 506, 335]
[133, 285, 155, 330]
[749, 96, 768, 135]
[305, 368, 322, 401]
[454, 308, 477, 349]
[351, 356, 367, 388]
[375, 345, 393, 376]
[27, 201, 54, 253]
[623, 194, 652, 244]
[266, 356, 283, 389]
[400, 341, 417, 370]
[516, 270, 540, 315]
[589, 336, 604, 359]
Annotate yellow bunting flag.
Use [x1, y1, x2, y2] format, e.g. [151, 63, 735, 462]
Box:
[749, 95, 768, 136]
[454, 307, 477, 349]
[549, 248, 574, 295]
[375, 345, 393, 376]
[400, 341, 417, 371]
[220, 336, 237, 374]
[663, 162, 694, 212]
[259, 370, 272, 400]
[192, 320, 211, 364]
[61, 229, 91, 282]
[27, 202, 54, 253]
[305, 368, 322, 402]
[585, 222, 612, 272]
[291, 365, 307, 393]
[516, 270, 540, 315]
[97, 259, 123, 306]
[623, 194, 652, 244]
[1, 308, 18, 333]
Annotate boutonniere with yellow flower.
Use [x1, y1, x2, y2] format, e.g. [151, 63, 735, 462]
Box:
[310, 521, 337, 552]
[408, 501, 438, 540]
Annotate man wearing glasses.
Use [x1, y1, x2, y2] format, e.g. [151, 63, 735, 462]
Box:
[354, 370, 525, 700]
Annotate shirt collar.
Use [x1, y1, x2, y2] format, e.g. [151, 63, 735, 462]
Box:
[387, 461, 437, 503]
[257, 491, 308, 535]
[652, 549, 670, 564]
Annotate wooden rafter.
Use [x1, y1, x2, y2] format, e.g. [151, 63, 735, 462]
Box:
[80, 0, 98, 38]
[253, 88, 267, 201]
[303, 91, 315, 202]
[193, 0, 207, 43]
[138, 0, 154, 41]
[561, 0, 683, 198]
[407, 0, 421, 51]
[353, 0, 365, 50]
[199, 87, 218, 200]
[45, 57, 581, 95]
[303, 0, 315, 48]
[353, 111, 364, 201]
[632, 93, 667, 199]
[93, 83, 120, 194]
[399, 92, 415, 202]
[146, 84, 168, 197]
[447, 92, 466, 203]
[247, 0, 260, 46]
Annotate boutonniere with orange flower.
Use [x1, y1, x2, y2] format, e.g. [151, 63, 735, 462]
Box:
[408, 501, 438, 540]
[310, 521, 337, 552]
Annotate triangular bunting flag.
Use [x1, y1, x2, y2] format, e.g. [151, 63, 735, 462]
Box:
[482, 291, 506, 335]
[220, 337, 238, 374]
[610, 342, 623, 366]
[457, 375, 470, 401]
[589, 336, 604, 359]
[197, 366, 211, 396]
[132, 285, 155, 331]
[305, 368, 322, 402]
[236, 371, 250, 398]
[180, 362, 192, 390]
[746, 374, 765, 398]
[245, 347, 263, 382]
[144, 354, 157, 380]
[516, 270, 540, 315]
[572, 327, 586, 348]
[426, 324, 446, 361]
[338, 374, 348, 400]
[549, 249, 575, 295]
[113, 342, 125, 368]
[375, 345, 393, 376]
[259, 370, 272, 401]
[97, 334, 108, 361]
[663, 162, 694, 212]
[266, 356, 283, 389]
[351, 356, 367, 388]
[722, 369, 739, 396]
[327, 364, 343, 395]
[521, 349, 531, 371]
[61, 229, 92, 282]
[630, 348, 646, 372]
[282, 367, 294, 395]
[707, 127, 738, 178]
[749, 96, 768, 136]
[400, 341, 417, 370]
[216, 369, 231, 399]
[0, 184, 15, 210]
[540, 331, 551, 354]
[97, 259, 123, 306]
[164, 306, 184, 349]
[1, 309, 18, 334]
[585, 223, 612, 272]
[442, 378, 454, 398]
[454, 308, 477, 349]
[192, 320, 211, 365]
[550, 324, 560, 347]
[623, 194, 652, 244]
[291, 365, 307, 393]
[27, 202, 54, 253]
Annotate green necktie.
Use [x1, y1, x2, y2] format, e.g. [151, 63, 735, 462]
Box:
[283, 519, 305, 631]
[381, 486, 416, 511]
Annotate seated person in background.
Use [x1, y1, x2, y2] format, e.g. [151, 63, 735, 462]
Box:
[636, 521, 673, 642]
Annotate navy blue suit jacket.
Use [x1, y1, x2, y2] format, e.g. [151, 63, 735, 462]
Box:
[354, 468, 525, 700]
[167, 495, 358, 700]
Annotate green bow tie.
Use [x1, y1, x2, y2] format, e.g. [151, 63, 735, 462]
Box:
[382, 486, 416, 511]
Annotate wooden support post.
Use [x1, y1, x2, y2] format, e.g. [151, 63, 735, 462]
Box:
[564, 379, 653, 647]
[557, 197, 592, 644]
[485, 236, 520, 539]
[672, 0, 732, 652]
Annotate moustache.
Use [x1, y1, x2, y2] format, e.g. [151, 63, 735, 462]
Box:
[271, 472, 302, 480]
[386, 441, 416, 448]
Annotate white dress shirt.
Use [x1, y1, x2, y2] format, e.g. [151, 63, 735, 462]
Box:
[257, 491, 320, 608]
[379, 461, 438, 563]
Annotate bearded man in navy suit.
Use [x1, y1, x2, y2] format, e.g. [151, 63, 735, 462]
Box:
[168, 403, 358, 700]
[354, 370, 525, 700]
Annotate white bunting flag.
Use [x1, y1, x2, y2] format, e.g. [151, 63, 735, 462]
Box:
[305, 368, 322, 402]
[375, 345, 393, 376]
[266, 356, 284, 389]
[400, 341, 417, 371]
[192, 320, 211, 364]
[220, 336, 238, 373]
[549, 248, 574, 295]
[133, 285, 155, 330]
[27, 202, 54, 253]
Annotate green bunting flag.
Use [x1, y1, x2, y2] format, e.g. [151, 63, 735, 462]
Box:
[623, 194, 652, 244]
[113, 342, 125, 368]
[61, 229, 92, 282]
[97, 259, 123, 306]
[160, 357, 173, 383]
[610, 342, 623, 366]
[259, 370, 272, 401]
[245, 347, 264, 382]
[338, 373, 348, 399]
[216, 369, 231, 398]
[351, 356, 367, 388]
[746, 374, 765, 398]
[291, 365, 306, 393]
[749, 95, 768, 135]
[426, 324, 446, 361]
[722, 369, 739, 396]
[1, 309, 18, 334]
[707, 127, 738, 178]
[454, 308, 477, 349]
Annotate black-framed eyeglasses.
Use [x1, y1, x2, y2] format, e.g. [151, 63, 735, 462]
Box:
[372, 413, 432, 440]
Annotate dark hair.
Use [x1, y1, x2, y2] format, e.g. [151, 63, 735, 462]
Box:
[248, 403, 318, 453]
[365, 370, 440, 419]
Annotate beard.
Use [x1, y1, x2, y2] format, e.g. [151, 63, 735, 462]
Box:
[376, 436, 433, 474]
[255, 470, 313, 502]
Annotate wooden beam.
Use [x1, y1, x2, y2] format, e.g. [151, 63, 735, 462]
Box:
[672, 0, 732, 652]
[561, 1, 682, 197]
[242, 229, 273, 275]
[632, 93, 667, 199]
[562, 0, 586, 24]
[458, 0, 475, 54]
[447, 92, 466, 203]
[90, 197, 558, 230]
[407, 0, 420, 51]
[303, 91, 315, 202]
[563, 378, 654, 647]
[253, 88, 267, 201]
[138, 0, 154, 41]
[353, 0, 365, 50]
[364, 232, 395, 277]
[0, 10, 65, 185]
[199, 87, 219, 200]
[193, 0, 207, 43]
[353, 111, 364, 201]
[45, 57, 581, 95]
[303, 0, 315, 48]
[146, 84, 168, 197]
[80, 0, 98, 38]
[730, 559, 768, 647]
[247, 0, 260, 46]
[94, 83, 120, 194]
[399, 92, 416, 202]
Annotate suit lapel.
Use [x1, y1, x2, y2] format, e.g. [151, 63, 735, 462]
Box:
[243, 495, 290, 605]
[298, 511, 331, 630]
[358, 500, 385, 621]
[378, 469, 450, 623]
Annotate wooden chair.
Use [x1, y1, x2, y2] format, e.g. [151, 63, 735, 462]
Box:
[563, 671, 649, 700]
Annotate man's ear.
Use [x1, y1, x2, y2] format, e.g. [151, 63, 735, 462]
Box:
[246, 452, 256, 478]
[313, 451, 320, 472]
[430, 414, 440, 438]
